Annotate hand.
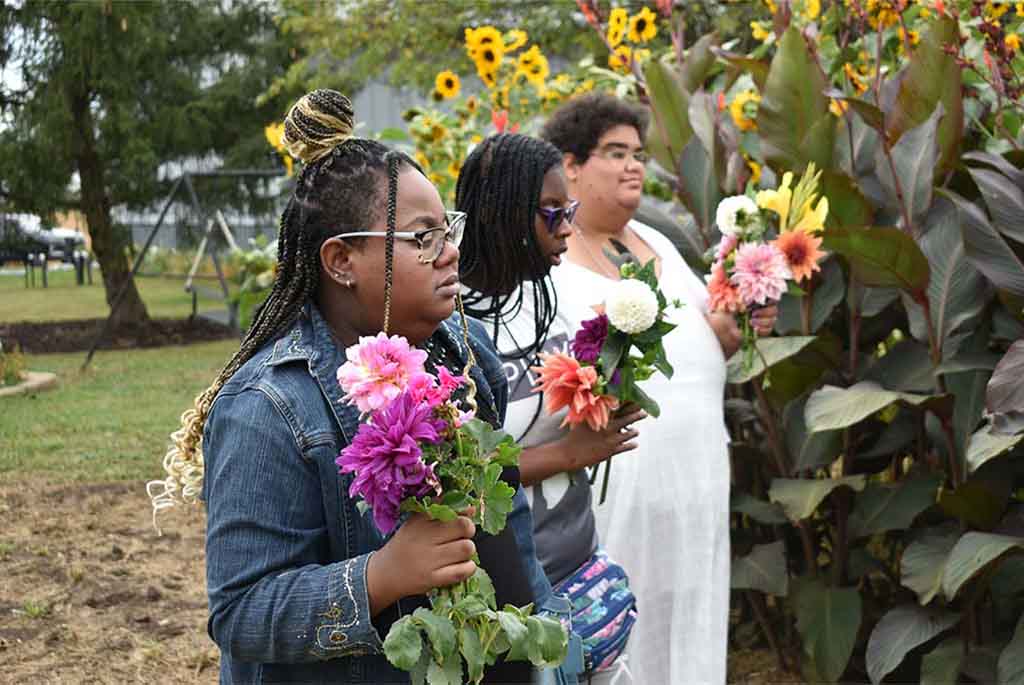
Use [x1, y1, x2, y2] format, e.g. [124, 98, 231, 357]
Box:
[750, 305, 778, 336]
[366, 512, 477, 615]
[705, 311, 742, 359]
[557, 405, 646, 471]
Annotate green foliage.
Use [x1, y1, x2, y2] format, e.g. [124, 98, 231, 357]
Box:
[615, 1, 1024, 681]
[0, 340, 26, 387]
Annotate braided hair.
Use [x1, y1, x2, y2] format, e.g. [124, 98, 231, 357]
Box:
[149, 89, 417, 525]
[455, 133, 563, 360]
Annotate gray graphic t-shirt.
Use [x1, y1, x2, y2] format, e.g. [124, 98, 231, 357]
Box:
[496, 285, 598, 585]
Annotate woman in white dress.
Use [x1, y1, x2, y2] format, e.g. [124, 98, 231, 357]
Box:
[540, 94, 776, 684]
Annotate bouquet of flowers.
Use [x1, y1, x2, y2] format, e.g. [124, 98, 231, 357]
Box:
[707, 162, 829, 370]
[336, 333, 567, 684]
[532, 260, 677, 503]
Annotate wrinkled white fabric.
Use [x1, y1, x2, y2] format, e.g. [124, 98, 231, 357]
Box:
[551, 221, 731, 685]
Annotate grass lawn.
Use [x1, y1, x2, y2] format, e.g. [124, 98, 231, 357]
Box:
[0, 340, 238, 483]
[0, 268, 231, 322]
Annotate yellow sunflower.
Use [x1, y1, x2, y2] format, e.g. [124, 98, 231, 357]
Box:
[609, 7, 628, 31]
[607, 24, 625, 47]
[633, 48, 652, 64]
[609, 45, 632, 72]
[751, 21, 771, 42]
[520, 51, 550, 86]
[471, 134, 483, 144]
[466, 95, 479, 114]
[1009, 32, 1022, 52]
[628, 7, 658, 43]
[473, 41, 505, 73]
[430, 122, 448, 142]
[448, 159, 462, 178]
[477, 65, 498, 89]
[829, 98, 850, 117]
[264, 122, 286, 154]
[505, 29, 528, 51]
[435, 70, 461, 99]
[518, 45, 542, 69]
[729, 90, 761, 131]
[414, 151, 430, 169]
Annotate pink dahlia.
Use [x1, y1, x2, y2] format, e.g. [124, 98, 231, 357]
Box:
[336, 391, 446, 534]
[406, 366, 465, 409]
[730, 242, 791, 307]
[715, 233, 739, 261]
[707, 262, 744, 313]
[337, 333, 429, 414]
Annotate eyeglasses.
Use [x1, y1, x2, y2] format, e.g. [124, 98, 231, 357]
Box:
[332, 210, 466, 264]
[536, 199, 580, 234]
[592, 145, 649, 166]
[537, 200, 580, 234]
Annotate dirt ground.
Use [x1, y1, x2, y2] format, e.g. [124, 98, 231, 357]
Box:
[0, 317, 236, 355]
[0, 478, 794, 684]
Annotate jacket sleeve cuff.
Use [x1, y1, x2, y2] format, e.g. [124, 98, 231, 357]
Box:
[310, 552, 384, 659]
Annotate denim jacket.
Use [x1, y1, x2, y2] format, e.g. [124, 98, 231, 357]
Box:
[203, 303, 554, 684]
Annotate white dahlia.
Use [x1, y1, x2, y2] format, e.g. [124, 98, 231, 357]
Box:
[606, 279, 659, 334]
[715, 194, 759, 237]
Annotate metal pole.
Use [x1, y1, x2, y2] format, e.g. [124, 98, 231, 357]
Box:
[81, 176, 184, 370]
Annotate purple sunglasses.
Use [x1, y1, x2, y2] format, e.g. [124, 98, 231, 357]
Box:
[537, 199, 580, 234]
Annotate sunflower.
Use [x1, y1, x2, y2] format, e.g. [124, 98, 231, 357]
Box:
[473, 42, 505, 73]
[520, 51, 550, 86]
[1008, 33, 1022, 53]
[829, 98, 850, 117]
[729, 90, 760, 131]
[477, 66, 498, 89]
[796, 0, 820, 20]
[431, 90, 444, 102]
[609, 7, 628, 31]
[518, 45, 542, 69]
[746, 159, 762, 185]
[466, 25, 502, 51]
[633, 48, 652, 65]
[504, 29, 528, 51]
[447, 159, 462, 178]
[607, 24, 625, 47]
[414, 151, 430, 170]
[750, 21, 771, 42]
[628, 7, 658, 43]
[465, 95, 479, 114]
[608, 45, 632, 72]
[435, 70, 461, 99]
[430, 122, 448, 142]
[471, 134, 483, 144]
[264, 122, 286, 154]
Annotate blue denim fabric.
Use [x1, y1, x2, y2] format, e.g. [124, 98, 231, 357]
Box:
[203, 303, 552, 684]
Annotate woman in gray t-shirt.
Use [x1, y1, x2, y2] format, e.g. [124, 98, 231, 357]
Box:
[456, 133, 643, 683]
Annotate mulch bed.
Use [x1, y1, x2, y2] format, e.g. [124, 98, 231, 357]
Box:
[0, 317, 237, 354]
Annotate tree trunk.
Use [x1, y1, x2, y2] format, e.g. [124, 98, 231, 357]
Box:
[66, 88, 149, 329]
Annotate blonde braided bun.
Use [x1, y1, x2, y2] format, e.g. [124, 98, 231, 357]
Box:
[282, 89, 355, 164]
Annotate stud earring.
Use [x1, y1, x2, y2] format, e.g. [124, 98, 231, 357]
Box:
[346, 279, 354, 288]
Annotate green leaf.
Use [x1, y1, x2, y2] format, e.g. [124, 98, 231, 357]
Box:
[759, 26, 833, 171]
[712, 48, 770, 90]
[847, 475, 941, 539]
[769, 476, 866, 522]
[823, 89, 886, 134]
[920, 637, 964, 685]
[901, 525, 959, 605]
[522, 614, 568, 667]
[461, 419, 506, 457]
[822, 170, 875, 231]
[481, 478, 515, 536]
[731, 541, 788, 596]
[887, 16, 963, 179]
[784, 395, 842, 473]
[377, 127, 410, 142]
[792, 578, 862, 683]
[858, 286, 900, 317]
[998, 613, 1024, 685]
[824, 226, 930, 294]
[903, 197, 988, 357]
[941, 532, 1024, 599]
[777, 259, 845, 334]
[676, 129, 722, 231]
[451, 596, 491, 619]
[730, 492, 788, 524]
[412, 608, 457, 663]
[426, 651, 463, 685]
[966, 425, 1023, 473]
[863, 339, 935, 394]
[643, 57, 692, 169]
[805, 381, 941, 433]
[426, 504, 458, 522]
[459, 627, 485, 684]
[384, 615, 424, 671]
[987, 341, 1024, 435]
[726, 335, 817, 384]
[680, 32, 719, 93]
[865, 605, 960, 685]
[939, 480, 1010, 530]
[860, 410, 917, 458]
[939, 188, 1024, 298]
[497, 609, 529, 653]
[969, 166, 1024, 245]
[441, 491, 472, 512]
[599, 331, 628, 379]
[470, 567, 497, 610]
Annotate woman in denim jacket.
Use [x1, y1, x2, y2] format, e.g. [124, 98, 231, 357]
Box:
[149, 90, 559, 684]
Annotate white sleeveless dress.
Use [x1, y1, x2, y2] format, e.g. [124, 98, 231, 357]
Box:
[550, 221, 730, 685]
